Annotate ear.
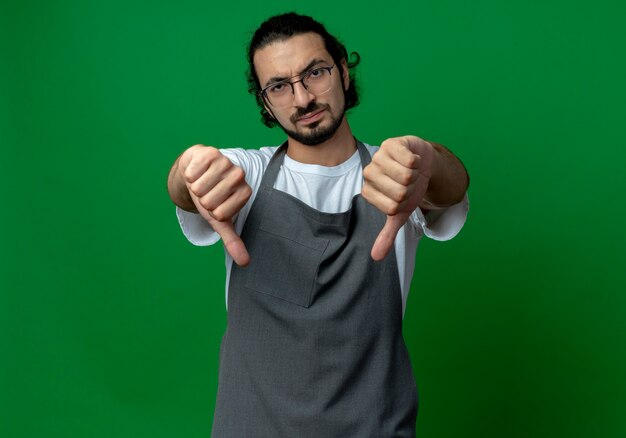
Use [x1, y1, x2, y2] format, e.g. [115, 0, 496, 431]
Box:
[264, 105, 274, 119]
[341, 58, 350, 91]
[261, 95, 275, 119]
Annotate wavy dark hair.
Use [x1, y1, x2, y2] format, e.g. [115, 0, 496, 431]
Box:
[246, 12, 361, 128]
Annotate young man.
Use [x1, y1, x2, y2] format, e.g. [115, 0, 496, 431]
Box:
[168, 12, 469, 438]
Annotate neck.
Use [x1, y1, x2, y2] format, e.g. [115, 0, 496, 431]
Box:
[286, 118, 356, 166]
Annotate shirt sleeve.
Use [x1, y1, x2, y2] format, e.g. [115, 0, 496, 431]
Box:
[409, 192, 469, 241]
[176, 207, 220, 246]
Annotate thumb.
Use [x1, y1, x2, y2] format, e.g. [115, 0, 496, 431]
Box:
[207, 216, 250, 267]
[371, 213, 410, 261]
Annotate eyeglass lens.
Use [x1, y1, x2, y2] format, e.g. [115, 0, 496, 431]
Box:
[265, 66, 334, 108]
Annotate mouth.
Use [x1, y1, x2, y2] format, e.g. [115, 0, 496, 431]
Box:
[297, 109, 325, 125]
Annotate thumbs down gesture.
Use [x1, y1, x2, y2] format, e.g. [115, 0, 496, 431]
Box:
[361, 136, 435, 261]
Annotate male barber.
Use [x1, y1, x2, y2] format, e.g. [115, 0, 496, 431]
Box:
[167, 12, 469, 438]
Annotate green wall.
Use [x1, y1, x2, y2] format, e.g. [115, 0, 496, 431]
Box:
[2, 1, 625, 437]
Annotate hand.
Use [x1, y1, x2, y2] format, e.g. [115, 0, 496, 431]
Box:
[361, 136, 435, 261]
[178, 145, 252, 266]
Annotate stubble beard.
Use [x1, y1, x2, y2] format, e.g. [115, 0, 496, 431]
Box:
[278, 101, 346, 146]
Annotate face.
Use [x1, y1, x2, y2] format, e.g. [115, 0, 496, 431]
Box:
[253, 33, 349, 146]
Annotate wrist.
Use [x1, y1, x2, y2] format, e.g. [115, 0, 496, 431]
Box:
[421, 142, 465, 208]
[168, 158, 197, 212]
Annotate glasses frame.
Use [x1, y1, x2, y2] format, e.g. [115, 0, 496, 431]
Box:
[257, 63, 336, 108]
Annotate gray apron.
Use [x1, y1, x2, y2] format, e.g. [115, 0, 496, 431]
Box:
[212, 141, 418, 437]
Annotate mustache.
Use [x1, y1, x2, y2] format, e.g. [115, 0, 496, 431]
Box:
[290, 102, 329, 123]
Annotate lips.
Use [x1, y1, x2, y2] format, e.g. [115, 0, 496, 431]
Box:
[297, 109, 325, 124]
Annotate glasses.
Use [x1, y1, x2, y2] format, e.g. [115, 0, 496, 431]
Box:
[257, 64, 336, 108]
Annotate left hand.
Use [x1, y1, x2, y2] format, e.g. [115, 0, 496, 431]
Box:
[361, 135, 435, 261]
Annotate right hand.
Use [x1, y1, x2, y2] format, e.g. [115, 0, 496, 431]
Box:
[178, 145, 252, 266]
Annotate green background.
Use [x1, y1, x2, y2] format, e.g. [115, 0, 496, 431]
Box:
[2, 0, 625, 436]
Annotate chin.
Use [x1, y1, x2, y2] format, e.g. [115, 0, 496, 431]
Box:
[281, 113, 345, 146]
[292, 127, 337, 146]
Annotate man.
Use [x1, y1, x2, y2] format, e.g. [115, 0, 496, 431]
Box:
[167, 12, 469, 438]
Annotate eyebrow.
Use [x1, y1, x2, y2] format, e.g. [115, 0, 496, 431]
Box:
[263, 58, 330, 88]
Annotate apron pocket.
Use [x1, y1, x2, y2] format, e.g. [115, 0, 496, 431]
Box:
[245, 227, 328, 308]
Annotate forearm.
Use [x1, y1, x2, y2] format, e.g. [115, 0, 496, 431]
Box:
[167, 156, 197, 212]
[421, 142, 469, 209]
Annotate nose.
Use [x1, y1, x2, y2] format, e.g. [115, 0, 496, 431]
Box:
[292, 80, 315, 108]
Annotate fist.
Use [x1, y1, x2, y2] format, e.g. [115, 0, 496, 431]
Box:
[361, 136, 434, 260]
[178, 144, 252, 266]
[178, 145, 252, 222]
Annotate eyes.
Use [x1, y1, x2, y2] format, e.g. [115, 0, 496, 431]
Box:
[266, 66, 331, 95]
[268, 82, 287, 94]
[259, 63, 336, 107]
[308, 68, 325, 79]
